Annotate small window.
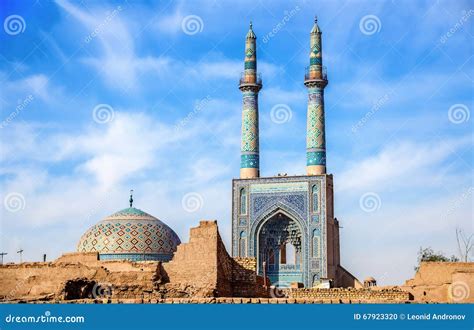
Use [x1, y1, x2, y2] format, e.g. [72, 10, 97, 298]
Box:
[312, 185, 319, 213]
[240, 188, 247, 215]
[239, 231, 247, 257]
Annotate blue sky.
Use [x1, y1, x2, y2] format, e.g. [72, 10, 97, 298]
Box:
[0, 0, 472, 284]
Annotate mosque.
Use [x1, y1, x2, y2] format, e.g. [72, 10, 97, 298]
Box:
[2, 19, 469, 305]
[76, 18, 356, 289]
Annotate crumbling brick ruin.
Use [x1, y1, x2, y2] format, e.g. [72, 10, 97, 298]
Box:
[0, 220, 472, 304]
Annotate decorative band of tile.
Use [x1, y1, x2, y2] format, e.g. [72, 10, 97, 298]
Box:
[307, 151, 326, 166]
[241, 153, 259, 168]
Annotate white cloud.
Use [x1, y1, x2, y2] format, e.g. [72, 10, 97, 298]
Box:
[336, 136, 472, 193]
[154, 6, 185, 35]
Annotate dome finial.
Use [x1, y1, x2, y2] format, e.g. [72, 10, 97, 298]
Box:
[315, 15, 318, 24]
[129, 189, 134, 208]
[250, 21, 253, 29]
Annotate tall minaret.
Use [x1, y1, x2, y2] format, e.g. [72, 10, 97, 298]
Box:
[239, 22, 262, 179]
[305, 17, 328, 175]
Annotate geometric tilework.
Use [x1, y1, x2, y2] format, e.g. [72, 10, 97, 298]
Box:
[306, 22, 327, 170]
[77, 207, 181, 262]
[306, 87, 326, 166]
[239, 25, 260, 173]
[232, 175, 329, 288]
[241, 98, 259, 153]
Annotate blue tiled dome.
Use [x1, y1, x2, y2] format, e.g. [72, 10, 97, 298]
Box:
[77, 207, 181, 262]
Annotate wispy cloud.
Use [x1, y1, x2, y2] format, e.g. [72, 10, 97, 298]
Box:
[336, 136, 472, 193]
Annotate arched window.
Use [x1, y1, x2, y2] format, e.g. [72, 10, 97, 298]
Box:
[240, 188, 247, 215]
[312, 185, 319, 213]
[239, 231, 247, 257]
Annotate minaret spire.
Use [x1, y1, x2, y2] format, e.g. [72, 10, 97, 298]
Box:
[305, 16, 328, 175]
[239, 22, 261, 179]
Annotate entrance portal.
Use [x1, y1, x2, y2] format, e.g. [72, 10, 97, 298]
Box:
[258, 212, 303, 286]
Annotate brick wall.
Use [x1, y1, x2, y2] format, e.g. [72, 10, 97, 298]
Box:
[231, 257, 269, 297]
[276, 287, 410, 302]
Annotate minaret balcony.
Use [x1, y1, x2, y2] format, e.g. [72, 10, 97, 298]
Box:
[239, 72, 262, 88]
[304, 66, 328, 85]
